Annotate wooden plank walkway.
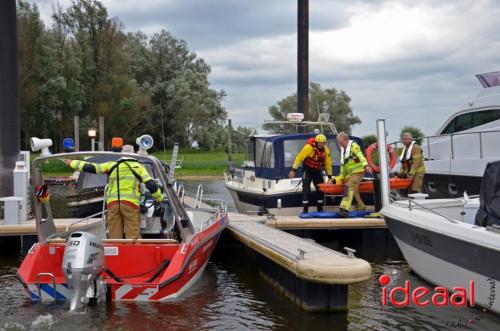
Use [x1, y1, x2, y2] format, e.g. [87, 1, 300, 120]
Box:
[227, 215, 371, 284]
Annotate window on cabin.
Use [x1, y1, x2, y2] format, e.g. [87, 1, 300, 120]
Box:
[472, 109, 500, 127]
[441, 119, 455, 134]
[284, 139, 307, 167]
[245, 140, 255, 163]
[454, 113, 473, 132]
[255, 140, 274, 168]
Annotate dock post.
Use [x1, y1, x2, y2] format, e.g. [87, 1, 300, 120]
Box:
[74, 116, 80, 152]
[99, 116, 105, 151]
[376, 119, 390, 207]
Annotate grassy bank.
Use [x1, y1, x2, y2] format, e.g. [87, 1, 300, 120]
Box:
[153, 150, 244, 177]
[37, 150, 245, 177]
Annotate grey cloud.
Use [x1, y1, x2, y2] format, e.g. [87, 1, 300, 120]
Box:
[108, 0, 352, 49]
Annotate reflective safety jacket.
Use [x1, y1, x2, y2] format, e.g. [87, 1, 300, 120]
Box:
[69, 158, 164, 209]
[399, 142, 425, 176]
[292, 143, 333, 175]
[338, 140, 368, 182]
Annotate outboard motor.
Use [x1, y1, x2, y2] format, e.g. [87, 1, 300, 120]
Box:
[62, 232, 105, 312]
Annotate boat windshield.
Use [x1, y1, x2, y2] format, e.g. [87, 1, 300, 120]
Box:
[477, 71, 500, 88]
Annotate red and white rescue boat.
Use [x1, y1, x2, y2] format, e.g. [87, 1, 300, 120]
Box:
[16, 151, 227, 311]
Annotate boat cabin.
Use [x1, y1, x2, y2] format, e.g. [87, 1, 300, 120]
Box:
[241, 133, 365, 179]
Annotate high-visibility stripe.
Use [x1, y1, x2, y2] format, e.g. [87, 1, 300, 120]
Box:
[106, 193, 138, 199]
[340, 140, 354, 165]
[95, 163, 104, 173]
[400, 141, 415, 161]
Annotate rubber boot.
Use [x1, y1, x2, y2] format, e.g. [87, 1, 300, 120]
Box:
[317, 204, 323, 212]
[302, 204, 309, 214]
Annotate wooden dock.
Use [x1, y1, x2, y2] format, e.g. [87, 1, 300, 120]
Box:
[0, 218, 101, 236]
[183, 197, 372, 312]
[233, 213, 386, 230]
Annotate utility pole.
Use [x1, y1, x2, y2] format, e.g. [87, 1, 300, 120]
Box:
[297, 0, 309, 126]
[0, 0, 20, 198]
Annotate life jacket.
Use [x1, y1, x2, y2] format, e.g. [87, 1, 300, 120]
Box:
[304, 143, 327, 170]
[340, 140, 360, 164]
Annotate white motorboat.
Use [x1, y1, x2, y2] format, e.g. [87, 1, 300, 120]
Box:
[410, 71, 500, 198]
[380, 108, 500, 314]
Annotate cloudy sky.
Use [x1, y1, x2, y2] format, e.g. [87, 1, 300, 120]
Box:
[33, 0, 500, 140]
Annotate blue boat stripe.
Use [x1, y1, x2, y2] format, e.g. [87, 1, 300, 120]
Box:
[30, 290, 40, 300]
[40, 284, 67, 300]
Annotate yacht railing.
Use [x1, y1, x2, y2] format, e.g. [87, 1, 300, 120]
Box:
[391, 129, 500, 161]
[391, 195, 459, 224]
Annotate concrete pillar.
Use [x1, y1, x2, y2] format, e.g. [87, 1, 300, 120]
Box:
[0, 0, 20, 198]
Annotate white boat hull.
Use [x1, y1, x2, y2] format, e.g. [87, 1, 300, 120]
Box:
[394, 237, 499, 313]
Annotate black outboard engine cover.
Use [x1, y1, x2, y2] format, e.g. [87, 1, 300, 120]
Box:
[475, 161, 500, 227]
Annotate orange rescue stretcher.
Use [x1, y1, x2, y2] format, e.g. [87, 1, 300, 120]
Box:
[318, 177, 412, 195]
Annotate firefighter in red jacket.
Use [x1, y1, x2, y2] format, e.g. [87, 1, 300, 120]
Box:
[288, 134, 333, 213]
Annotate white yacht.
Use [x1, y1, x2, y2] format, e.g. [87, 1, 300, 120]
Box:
[416, 71, 500, 198]
[381, 160, 500, 314]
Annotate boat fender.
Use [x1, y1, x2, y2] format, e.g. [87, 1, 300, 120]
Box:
[365, 143, 397, 173]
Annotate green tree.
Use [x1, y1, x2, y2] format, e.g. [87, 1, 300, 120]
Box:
[400, 126, 425, 144]
[17, 0, 226, 152]
[126, 30, 226, 148]
[267, 82, 360, 134]
[362, 134, 377, 146]
[17, 0, 44, 149]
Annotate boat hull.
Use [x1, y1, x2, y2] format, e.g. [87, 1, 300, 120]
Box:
[17, 212, 227, 302]
[384, 213, 500, 314]
[226, 183, 373, 216]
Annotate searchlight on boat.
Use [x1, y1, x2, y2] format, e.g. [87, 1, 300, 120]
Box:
[30, 137, 53, 157]
[136, 134, 154, 155]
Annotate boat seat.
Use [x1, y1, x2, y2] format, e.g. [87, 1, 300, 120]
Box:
[46, 238, 178, 244]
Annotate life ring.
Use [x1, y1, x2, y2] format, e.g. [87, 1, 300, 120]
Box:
[365, 143, 397, 173]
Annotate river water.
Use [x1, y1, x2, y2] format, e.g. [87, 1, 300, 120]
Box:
[1, 179, 500, 330]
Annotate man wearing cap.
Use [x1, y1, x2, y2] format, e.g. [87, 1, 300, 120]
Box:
[336, 132, 373, 217]
[288, 134, 333, 213]
[63, 155, 164, 239]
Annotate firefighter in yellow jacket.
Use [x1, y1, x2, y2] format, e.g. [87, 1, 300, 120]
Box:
[399, 132, 426, 193]
[288, 134, 333, 213]
[336, 132, 373, 217]
[64, 157, 164, 239]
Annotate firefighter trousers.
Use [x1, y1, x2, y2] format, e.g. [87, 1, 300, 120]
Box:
[302, 168, 325, 209]
[339, 172, 366, 211]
